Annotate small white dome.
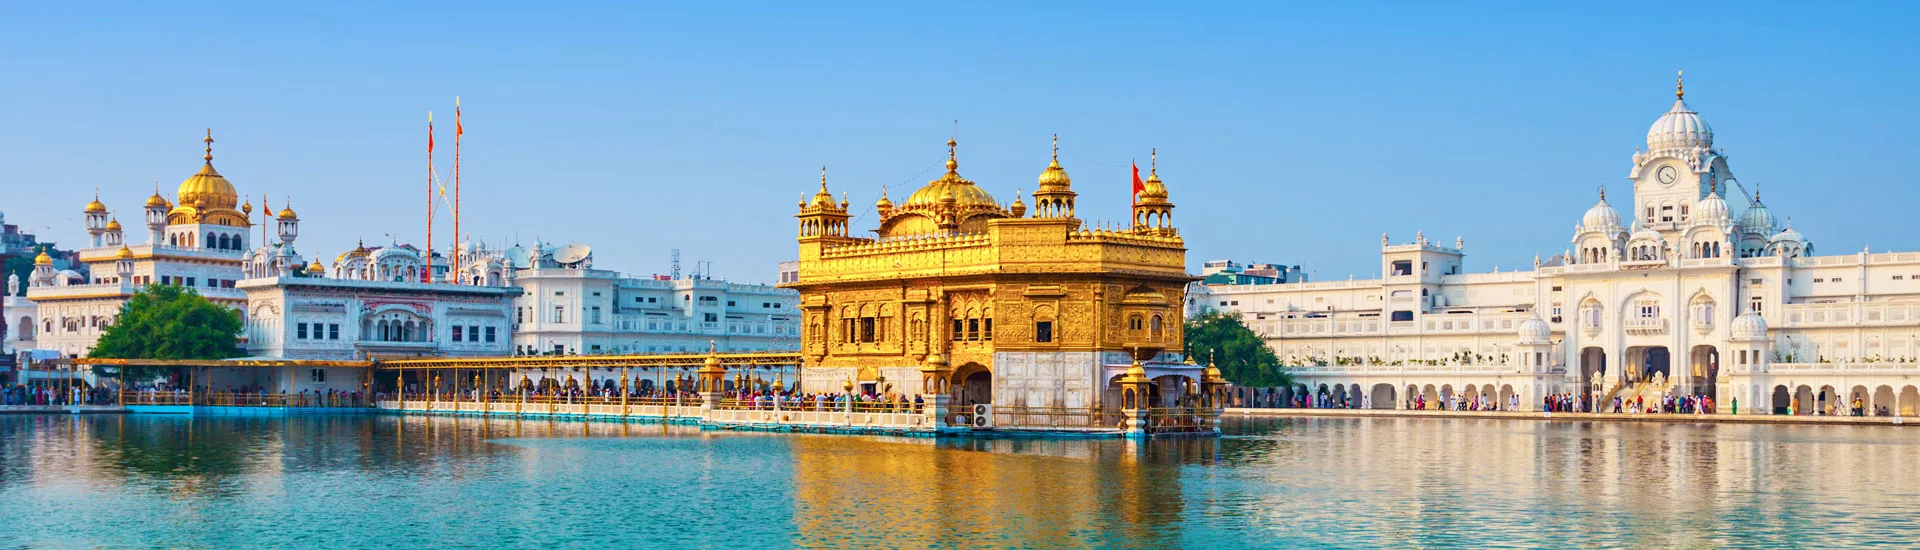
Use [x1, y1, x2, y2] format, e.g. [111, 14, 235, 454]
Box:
[1518, 316, 1551, 344]
[1647, 98, 1713, 152]
[1770, 226, 1806, 245]
[1695, 191, 1731, 225]
[1582, 197, 1622, 230]
[1731, 312, 1768, 340]
[1740, 196, 1774, 234]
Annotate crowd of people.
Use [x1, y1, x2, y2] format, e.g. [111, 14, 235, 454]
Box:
[1, 384, 116, 406]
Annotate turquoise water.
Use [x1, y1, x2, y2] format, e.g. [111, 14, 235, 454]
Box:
[2, 414, 1917, 548]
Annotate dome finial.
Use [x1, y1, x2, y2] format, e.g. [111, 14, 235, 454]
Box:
[1051, 133, 1059, 161]
[1149, 148, 1158, 178]
[946, 137, 959, 173]
[1676, 70, 1685, 100]
[819, 165, 828, 191]
[203, 128, 214, 163]
[1753, 182, 1761, 202]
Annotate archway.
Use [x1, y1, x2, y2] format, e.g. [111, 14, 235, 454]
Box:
[1771, 385, 1791, 415]
[1625, 346, 1671, 385]
[951, 363, 992, 407]
[1901, 386, 1920, 416]
[1421, 384, 1439, 410]
[1874, 385, 1896, 416]
[1818, 385, 1838, 416]
[1404, 385, 1418, 409]
[1689, 345, 1719, 399]
[1499, 384, 1517, 411]
[1370, 383, 1396, 410]
[1793, 385, 1814, 415]
[1849, 385, 1869, 416]
[1579, 347, 1606, 395]
[1439, 385, 1455, 410]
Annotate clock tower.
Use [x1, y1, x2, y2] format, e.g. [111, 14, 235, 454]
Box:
[1627, 71, 1734, 237]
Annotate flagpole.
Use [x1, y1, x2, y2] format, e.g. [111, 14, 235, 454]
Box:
[426, 111, 435, 283]
[453, 96, 462, 285]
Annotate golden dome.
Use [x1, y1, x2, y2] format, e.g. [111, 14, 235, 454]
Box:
[177, 130, 239, 211]
[146, 188, 170, 208]
[277, 203, 297, 220]
[1137, 152, 1171, 205]
[34, 250, 52, 265]
[1038, 135, 1071, 191]
[241, 199, 252, 216]
[903, 139, 999, 209]
[875, 188, 893, 211]
[1009, 190, 1026, 217]
[84, 194, 107, 213]
[809, 167, 836, 209]
[307, 257, 326, 274]
[115, 245, 133, 260]
[105, 218, 122, 232]
[334, 240, 371, 265]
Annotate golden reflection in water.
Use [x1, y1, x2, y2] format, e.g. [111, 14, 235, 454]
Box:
[785, 435, 1220, 548]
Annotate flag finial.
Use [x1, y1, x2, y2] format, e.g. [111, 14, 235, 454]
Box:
[203, 129, 214, 163]
[1149, 148, 1158, 177]
[946, 138, 959, 173]
[1051, 133, 1058, 161]
[1676, 70, 1685, 100]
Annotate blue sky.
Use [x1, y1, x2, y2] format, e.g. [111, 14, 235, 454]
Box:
[3, 2, 1916, 283]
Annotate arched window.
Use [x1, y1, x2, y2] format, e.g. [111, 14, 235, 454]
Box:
[1150, 314, 1164, 341]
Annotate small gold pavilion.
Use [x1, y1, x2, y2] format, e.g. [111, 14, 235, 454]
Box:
[784, 137, 1196, 411]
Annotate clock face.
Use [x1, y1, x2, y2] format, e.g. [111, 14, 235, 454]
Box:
[1656, 166, 1678, 185]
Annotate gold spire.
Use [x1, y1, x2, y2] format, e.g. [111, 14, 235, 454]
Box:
[1676, 70, 1684, 100]
[945, 138, 959, 173]
[1038, 134, 1073, 191]
[1051, 133, 1058, 161]
[85, 190, 106, 213]
[1753, 182, 1761, 202]
[1148, 148, 1159, 180]
[1598, 183, 1606, 201]
[203, 128, 214, 163]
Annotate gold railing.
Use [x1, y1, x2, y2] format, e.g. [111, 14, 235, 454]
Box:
[198, 392, 369, 408]
[991, 406, 1125, 429]
[1146, 407, 1210, 433]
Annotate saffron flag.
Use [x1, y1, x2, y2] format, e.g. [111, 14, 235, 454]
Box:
[1131, 161, 1144, 205]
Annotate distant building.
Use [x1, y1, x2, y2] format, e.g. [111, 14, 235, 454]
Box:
[508, 242, 799, 355]
[1198, 259, 1306, 286]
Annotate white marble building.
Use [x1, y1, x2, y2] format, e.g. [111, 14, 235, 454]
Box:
[1192, 77, 1920, 416]
[509, 242, 800, 355]
[26, 132, 253, 358]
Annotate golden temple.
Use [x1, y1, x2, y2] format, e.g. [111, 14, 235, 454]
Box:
[785, 137, 1197, 412]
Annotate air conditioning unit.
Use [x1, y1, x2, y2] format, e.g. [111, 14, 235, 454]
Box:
[972, 404, 993, 427]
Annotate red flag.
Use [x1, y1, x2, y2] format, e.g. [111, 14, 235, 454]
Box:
[1131, 161, 1144, 206]
[428, 123, 435, 153]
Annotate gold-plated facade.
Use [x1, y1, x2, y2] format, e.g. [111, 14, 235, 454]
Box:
[785, 138, 1193, 409]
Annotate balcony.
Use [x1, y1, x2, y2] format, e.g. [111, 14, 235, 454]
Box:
[1624, 317, 1668, 335]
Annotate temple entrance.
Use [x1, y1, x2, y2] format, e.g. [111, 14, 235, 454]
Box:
[952, 363, 992, 407]
[1370, 383, 1396, 409]
[1579, 347, 1606, 395]
[1688, 345, 1719, 399]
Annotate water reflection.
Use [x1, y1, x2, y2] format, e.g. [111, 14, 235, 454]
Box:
[1, 414, 1916, 547]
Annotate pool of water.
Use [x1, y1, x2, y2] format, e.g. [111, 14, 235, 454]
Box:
[2, 414, 1916, 548]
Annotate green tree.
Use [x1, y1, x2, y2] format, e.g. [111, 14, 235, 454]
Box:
[90, 284, 244, 381]
[1183, 311, 1291, 388]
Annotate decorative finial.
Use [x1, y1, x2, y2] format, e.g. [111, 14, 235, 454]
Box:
[1753, 182, 1761, 202]
[946, 138, 958, 173]
[1598, 183, 1606, 201]
[203, 129, 214, 163]
[1051, 133, 1059, 161]
[1710, 179, 1716, 193]
[819, 165, 828, 191]
[1676, 70, 1685, 100]
[1149, 148, 1158, 176]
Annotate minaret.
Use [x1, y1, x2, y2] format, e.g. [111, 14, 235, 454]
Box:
[104, 218, 123, 247]
[30, 250, 55, 287]
[1032, 134, 1077, 219]
[114, 246, 134, 282]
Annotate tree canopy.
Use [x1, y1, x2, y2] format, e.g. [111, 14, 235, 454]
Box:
[1183, 311, 1291, 388]
[90, 284, 244, 379]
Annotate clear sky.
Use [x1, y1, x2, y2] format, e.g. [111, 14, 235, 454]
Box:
[3, 2, 1916, 284]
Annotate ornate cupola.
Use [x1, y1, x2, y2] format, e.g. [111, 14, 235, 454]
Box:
[796, 166, 852, 243]
[144, 184, 170, 243]
[876, 138, 1010, 237]
[104, 217, 124, 247]
[84, 192, 109, 247]
[1032, 134, 1077, 219]
[1131, 149, 1175, 232]
[277, 200, 300, 246]
[875, 187, 894, 219]
[1646, 71, 1713, 154]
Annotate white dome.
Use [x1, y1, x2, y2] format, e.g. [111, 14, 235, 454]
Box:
[1740, 196, 1774, 234]
[1581, 197, 1622, 230]
[1517, 316, 1551, 344]
[1647, 98, 1713, 152]
[1770, 226, 1806, 245]
[1695, 191, 1731, 225]
[1731, 312, 1768, 341]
